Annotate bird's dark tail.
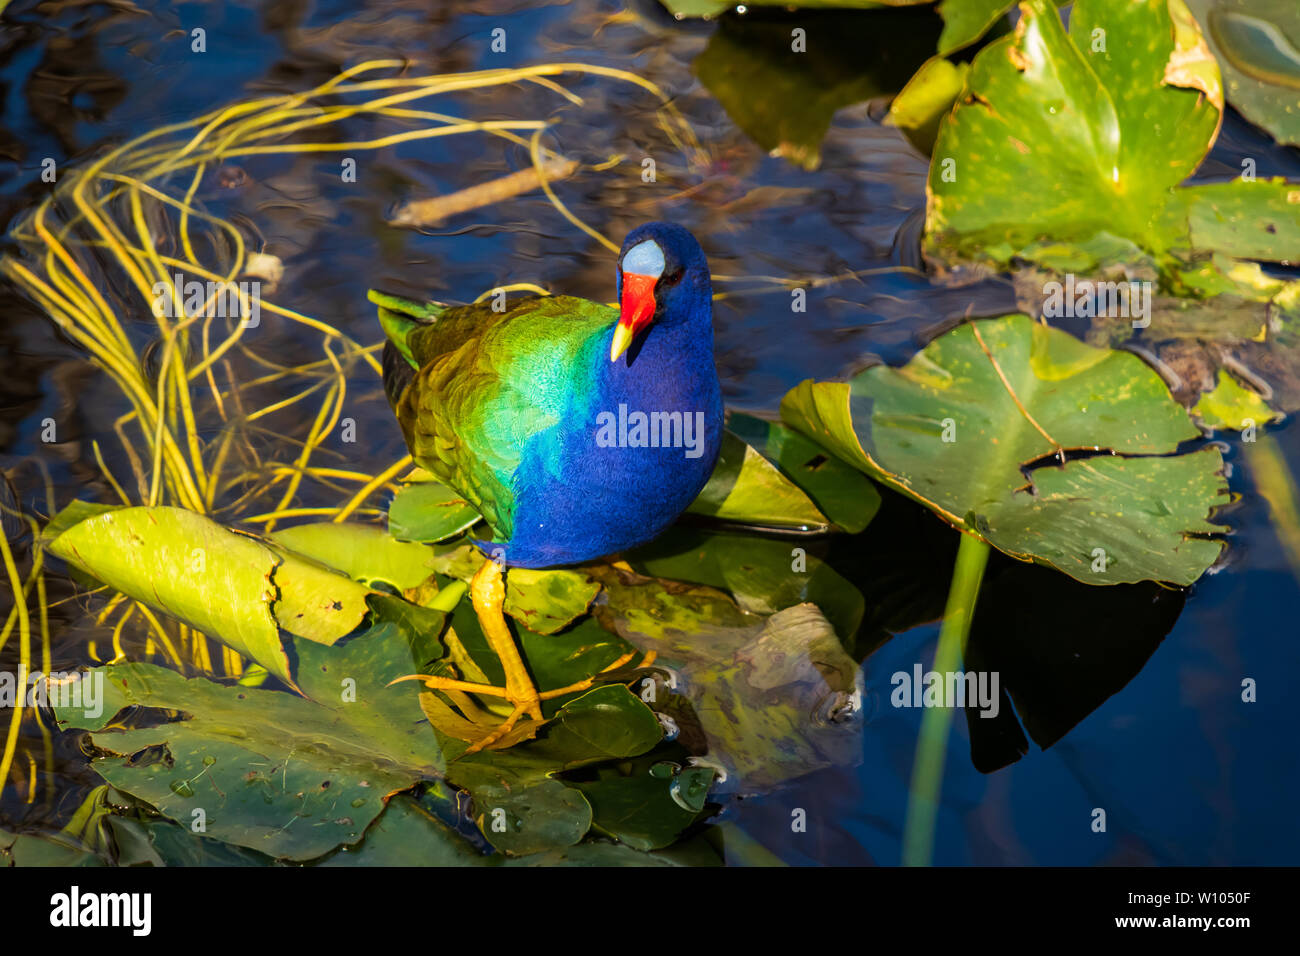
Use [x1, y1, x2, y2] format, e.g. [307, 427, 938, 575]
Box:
[381, 339, 416, 411]
[370, 288, 444, 410]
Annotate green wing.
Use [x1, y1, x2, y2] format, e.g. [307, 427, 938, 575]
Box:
[371, 290, 615, 540]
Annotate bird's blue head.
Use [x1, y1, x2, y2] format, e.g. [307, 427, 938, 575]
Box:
[611, 222, 711, 362]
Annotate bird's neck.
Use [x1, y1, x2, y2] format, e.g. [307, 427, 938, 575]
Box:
[597, 295, 717, 412]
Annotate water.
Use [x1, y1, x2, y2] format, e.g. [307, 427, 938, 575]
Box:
[1, 0, 1297, 865]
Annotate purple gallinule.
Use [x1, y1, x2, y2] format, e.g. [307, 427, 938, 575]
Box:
[375, 222, 722, 751]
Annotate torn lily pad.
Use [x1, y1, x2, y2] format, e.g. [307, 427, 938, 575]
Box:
[781, 315, 1230, 585]
[52, 602, 447, 862]
[45, 504, 372, 686]
[1188, 0, 1300, 147]
[926, 0, 1300, 319]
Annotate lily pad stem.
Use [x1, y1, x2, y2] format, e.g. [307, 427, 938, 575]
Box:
[901, 531, 990, 866]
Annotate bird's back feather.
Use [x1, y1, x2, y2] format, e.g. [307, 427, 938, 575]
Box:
[373, 290, 616, 542]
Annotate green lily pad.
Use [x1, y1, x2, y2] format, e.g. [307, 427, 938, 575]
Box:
[444, 685, 664, 855]
[725, 413, 881, 533]
[503, 567, 601, 635]
[320, 794, 687, 866]
[688, 429, 832, 530]
[569, 760, 716, 851]
[45, 504, 373, 686]
[1188, 0, 1300, 147]
[1192, 370, 1282, 430]
[929, 0, 1215, 267]
[925, 0, 1300, 316]
[271, 522, 436, 590]
[388, 479, 481, 543]
[781, 315, 1230, 585]
[53, 599, 448, 861]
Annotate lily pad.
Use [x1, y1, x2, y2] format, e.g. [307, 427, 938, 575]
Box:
[569, 759, 716, 851]
[503, 567, 601, 634]
[1192, 370, 1282, 430]
[320, 794, 688, 866]
[443, 685, 665, 855]
[45, 504, 373, 686]
[688, 429, 833, 530]
[1188, 0, 1300, 147]
[53, 599, 447, 861]
[926, 0, 1300, 314]
[271, 522, 436, 590]
[724, 413, 881, 533]
[388, 479, 481, 543]
[780, 314, 1230, 585]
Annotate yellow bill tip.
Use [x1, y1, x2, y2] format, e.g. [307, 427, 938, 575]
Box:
[609, 322, 635, 362]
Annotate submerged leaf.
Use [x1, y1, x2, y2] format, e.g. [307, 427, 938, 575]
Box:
[592, 566, 861, 792]
[1192, 371, 1282, 430]
[631, 526, 866, 644]
[692, 8, 940, 170]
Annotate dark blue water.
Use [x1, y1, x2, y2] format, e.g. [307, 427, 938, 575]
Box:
[1, 0, 1297, 865]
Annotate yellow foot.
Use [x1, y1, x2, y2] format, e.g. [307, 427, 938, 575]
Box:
[391, 648, 645, 754]
[390, 559, 657, 755]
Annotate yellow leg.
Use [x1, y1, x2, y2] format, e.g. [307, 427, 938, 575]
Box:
[446, 559, 539, 754]
[389, 559, 656, 755]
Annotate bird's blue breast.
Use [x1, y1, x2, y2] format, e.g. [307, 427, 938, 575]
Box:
[479, 325, 723, 568]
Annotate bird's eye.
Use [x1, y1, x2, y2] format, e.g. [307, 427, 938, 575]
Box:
[660, 267, 685, 288]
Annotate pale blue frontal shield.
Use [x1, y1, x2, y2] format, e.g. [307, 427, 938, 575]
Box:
[622, 239, 665, 278]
